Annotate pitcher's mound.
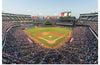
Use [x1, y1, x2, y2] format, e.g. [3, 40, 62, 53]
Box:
[48, 36, 52, 38]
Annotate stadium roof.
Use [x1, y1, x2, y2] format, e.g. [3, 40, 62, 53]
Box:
[2, 13, 31, 17]
[80, 12, 98, 16]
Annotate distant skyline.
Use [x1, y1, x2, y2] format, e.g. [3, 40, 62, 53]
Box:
[2, 0, 98, 18]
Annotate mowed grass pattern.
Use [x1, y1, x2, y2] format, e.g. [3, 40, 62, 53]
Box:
[25, 27, 72, 47]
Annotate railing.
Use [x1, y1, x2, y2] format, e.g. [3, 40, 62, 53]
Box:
[2, 22, 98, 49]
[2, 25, 20, 50]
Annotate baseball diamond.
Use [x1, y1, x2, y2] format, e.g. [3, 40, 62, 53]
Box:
[24, 27, 72, 49]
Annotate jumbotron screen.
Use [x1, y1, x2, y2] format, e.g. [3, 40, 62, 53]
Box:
[61, 11, 71, 17]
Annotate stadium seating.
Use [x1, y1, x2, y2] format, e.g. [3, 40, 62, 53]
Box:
[2, 13, 32, 22]
[2, 26, 98, 64]
[2, 12, 98, 64]
[2, 22, 14, 40]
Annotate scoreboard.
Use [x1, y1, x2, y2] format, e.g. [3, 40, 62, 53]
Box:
[61, 11, 71, 17]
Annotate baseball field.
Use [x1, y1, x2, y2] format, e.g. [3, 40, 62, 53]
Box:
[24, 27, 72, 49]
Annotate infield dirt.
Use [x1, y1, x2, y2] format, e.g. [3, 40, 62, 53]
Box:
[24, 30, 72, 49]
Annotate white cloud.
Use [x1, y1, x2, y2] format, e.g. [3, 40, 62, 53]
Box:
[38, 13, 43, 16]
[54, 13, 58, 16]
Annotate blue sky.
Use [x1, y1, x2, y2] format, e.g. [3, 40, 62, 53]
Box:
[2, 0, 98, 18]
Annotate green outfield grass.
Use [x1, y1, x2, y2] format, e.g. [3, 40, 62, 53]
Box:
[25, 27, 72, 47]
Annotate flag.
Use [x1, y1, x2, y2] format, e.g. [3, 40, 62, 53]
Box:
[33, 16, 38, 19]
[61, 13, 64, 17]
[69, 13, 71, 16]
[64, 13, 67, 16]
[67, 13, 69, 16]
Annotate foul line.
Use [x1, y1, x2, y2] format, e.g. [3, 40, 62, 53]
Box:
[24, 30, 72, 49]
[39, 35, 64, 44]
[89, 27, 98, 39]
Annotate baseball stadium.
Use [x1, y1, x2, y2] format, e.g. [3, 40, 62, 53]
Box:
[2, 0, 98, 64]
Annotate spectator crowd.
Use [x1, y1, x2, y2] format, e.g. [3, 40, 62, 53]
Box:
[2, 22, 98, 64]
